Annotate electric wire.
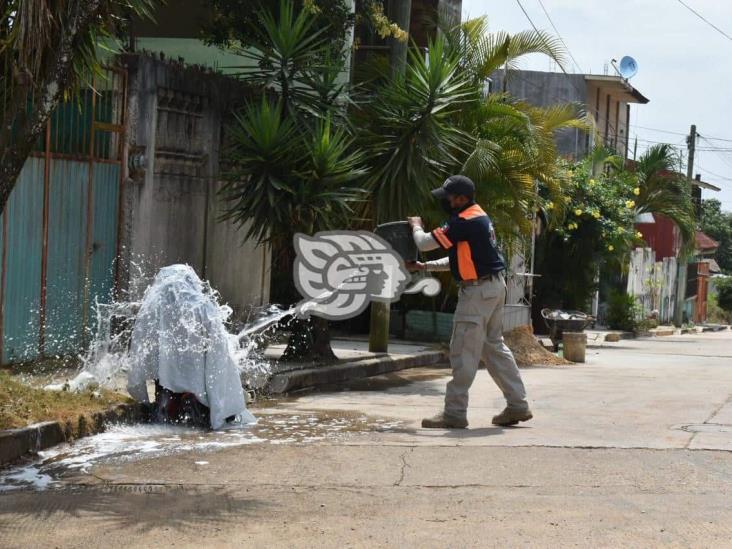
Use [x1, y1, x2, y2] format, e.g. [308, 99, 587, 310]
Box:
[675, 0, 732, 42]
[535, 0, 583, 73]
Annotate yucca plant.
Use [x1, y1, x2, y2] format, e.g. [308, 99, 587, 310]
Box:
[220, 0, 366, 360]
[356, 34, 474, 223]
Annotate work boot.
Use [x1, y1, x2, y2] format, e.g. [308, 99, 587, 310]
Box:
[421, 412, 468, 429]
[492, 407, 533, 427]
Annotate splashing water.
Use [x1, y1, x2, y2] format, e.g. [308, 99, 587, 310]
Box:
[46, 262, 346, 405]
[49, 265, 290, 397]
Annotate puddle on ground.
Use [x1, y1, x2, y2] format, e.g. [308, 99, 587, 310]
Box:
[0, 410, 404, 492]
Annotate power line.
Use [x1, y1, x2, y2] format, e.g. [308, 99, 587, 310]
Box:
[629, 124, 688, 137]
[699, 133, 732, 144]
[697, 166, 732, 182]
[535, 0, 583, 73]
[513, 0, 588, 100]
[629, 125, 732, 143]
[675, 0, 732, 42]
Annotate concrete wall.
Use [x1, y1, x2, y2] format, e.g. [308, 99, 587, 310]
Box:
[490, 70, 590, 159]
[119, 54, 270, 316]
[585, 81, 631, 158]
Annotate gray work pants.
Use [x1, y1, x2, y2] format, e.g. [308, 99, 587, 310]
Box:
[444, 275, 528, 420]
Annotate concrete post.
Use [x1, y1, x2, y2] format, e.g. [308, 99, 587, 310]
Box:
[369, 302, 391, 353]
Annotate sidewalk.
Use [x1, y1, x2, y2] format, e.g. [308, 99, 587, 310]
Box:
[264, 338, 447, 394]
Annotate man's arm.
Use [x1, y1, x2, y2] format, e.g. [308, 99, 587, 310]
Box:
[422, 256, 450, 271]
[412, 225, 441, 252]
[406, 217, 450, 272]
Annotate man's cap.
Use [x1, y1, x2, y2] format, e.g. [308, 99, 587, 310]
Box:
[431, 175, 475, 200]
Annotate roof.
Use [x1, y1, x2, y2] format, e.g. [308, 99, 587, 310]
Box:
[584, 75, 649, 104]
[706, 258, 722, 273]
[693, 177, 721, 192]
[695, 230, 719, 251]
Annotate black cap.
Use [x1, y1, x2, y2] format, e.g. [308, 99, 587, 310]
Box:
[431, 175, 475, 200]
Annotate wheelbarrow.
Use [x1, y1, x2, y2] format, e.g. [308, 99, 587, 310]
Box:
[541, 308, 594, 352]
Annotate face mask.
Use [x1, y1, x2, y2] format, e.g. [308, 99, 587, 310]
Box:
[440, 197, 454, 214]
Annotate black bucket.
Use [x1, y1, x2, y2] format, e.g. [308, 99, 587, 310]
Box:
[375, 221, 418, 262]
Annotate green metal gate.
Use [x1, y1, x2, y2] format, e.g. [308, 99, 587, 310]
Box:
[0, 67, 126, 364]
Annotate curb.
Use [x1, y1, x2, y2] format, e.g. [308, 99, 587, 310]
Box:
[265, 350, 448, 394]
[0, 403, 147, 467]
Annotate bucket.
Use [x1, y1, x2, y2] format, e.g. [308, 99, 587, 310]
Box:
[562, 331, 587, 363]
[374, 221, 418, 262]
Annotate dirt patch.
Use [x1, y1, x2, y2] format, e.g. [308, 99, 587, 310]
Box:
[504, 326, 572, 367]
[0, 371, 131, 430]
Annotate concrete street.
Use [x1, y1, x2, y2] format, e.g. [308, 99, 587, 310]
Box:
[1, 331, 731, 547]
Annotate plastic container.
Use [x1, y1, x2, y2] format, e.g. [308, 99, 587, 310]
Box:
[562, 331, 587, 363]
[374, 221, 418, 262]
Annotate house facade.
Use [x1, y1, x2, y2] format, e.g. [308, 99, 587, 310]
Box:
[489, 70, 649, 159]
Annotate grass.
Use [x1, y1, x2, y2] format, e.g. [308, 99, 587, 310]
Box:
[0, 370, 131, 430]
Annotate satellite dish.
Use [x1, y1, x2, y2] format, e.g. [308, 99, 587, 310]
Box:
[618, 56, 638, 79]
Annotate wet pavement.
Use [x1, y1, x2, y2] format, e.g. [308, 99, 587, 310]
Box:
[0, 409, 407, 492]
[0, 331, 731, 547]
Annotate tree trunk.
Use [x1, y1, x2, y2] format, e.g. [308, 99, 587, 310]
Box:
[280, 316, 338, 363]
[274, 242, 338, 362]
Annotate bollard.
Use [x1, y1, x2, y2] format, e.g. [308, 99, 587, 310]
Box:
[368, 301, 390, 353]
[563, 331, 587, 363]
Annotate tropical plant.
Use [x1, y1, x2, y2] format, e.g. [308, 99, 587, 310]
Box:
[533, 152, 641, 311]
[716, 276, 732, 314]
[444, 15, 568, 88]
[0, 0, 156, 213]
[632, 144, 696, 253]
[606, 290, 641, 332]
[203, 0, 355, 56]
[356, 34, 474, 223]
[219, 0, 367, 360]
[357, 14, 589, 238]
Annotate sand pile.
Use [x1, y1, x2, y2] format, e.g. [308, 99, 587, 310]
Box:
[504, 325, 572, 367]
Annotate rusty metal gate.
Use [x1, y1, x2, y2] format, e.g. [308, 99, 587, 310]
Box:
[0, 67, 126, 363]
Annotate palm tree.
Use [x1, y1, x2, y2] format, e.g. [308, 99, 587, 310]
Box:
[0, 0, 155, 213]
[444, 15, 568, 89]
[357, 16, 587, 232]
[632, 144, 696, 252]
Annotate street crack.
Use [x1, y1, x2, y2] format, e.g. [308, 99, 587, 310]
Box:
[394, 446, 415, 487]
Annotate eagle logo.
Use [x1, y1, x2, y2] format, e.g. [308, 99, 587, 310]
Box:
[293, 231, 441, 320]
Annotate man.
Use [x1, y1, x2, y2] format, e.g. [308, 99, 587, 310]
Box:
[408, 175, 532, 429]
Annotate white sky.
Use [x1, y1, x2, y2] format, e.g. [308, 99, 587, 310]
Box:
[462, 0, 732, 209]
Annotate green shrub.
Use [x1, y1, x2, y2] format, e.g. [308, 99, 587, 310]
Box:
[606, 290, 640, 332]
[716, 277, 732, 313]
[707, 291, 731, 324]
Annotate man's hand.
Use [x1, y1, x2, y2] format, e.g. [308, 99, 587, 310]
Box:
[407, 216, 423, 230]
[406, 261, 426, 272]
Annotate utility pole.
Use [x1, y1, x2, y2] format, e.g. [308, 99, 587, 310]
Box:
[673, 124, 696, 327]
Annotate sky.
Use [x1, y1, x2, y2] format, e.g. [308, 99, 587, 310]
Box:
[462, 0, 732, 210]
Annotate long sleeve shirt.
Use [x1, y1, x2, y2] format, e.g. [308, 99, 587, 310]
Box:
[412, 226, 451, 271]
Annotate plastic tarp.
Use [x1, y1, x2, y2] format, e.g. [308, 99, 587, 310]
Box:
[126, 265, 256, 429]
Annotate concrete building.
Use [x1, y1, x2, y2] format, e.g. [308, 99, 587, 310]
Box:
[490, 70, 649, 159]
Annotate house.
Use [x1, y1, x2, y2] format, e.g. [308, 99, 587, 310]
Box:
[633, 174, 721, 324]
[489, 69, 649, 158]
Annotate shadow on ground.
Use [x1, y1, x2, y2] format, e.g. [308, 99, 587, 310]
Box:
[0, 485, 270, 535]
